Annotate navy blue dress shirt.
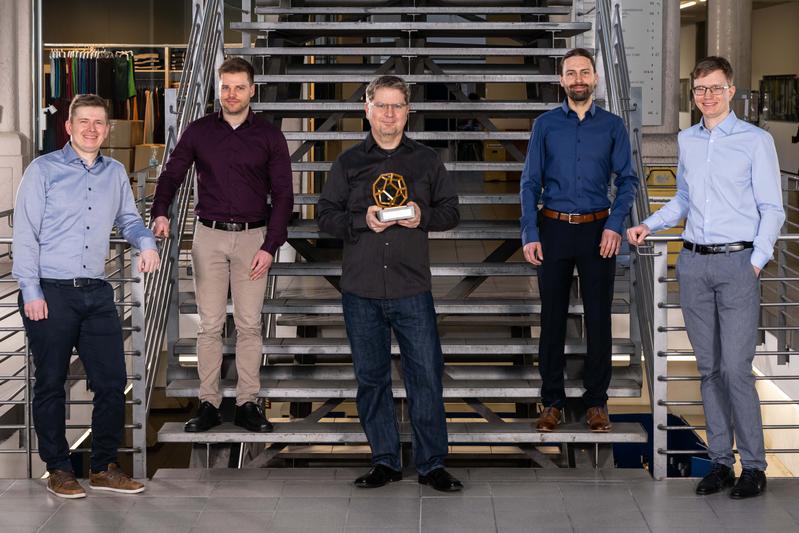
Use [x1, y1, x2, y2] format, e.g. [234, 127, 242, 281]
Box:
[519, 100, 639, 244]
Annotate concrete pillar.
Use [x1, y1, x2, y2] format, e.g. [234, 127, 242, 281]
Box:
[707, 0, 752, 94]
[641, 0, 679, 164]
[0, 0, 34, 238]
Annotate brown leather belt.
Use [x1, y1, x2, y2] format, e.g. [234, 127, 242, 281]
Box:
[198, 218, 266, 232]
[540, 208, 610, 224]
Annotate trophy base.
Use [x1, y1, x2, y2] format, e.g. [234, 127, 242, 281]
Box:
[377, 205, 415, 222]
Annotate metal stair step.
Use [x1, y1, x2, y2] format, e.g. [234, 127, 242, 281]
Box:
[288, 220, 522, 239]
[157, 421, 648, 445]
[254, 6, 573, 15]
[265, 262, 535, 277]
[292, 193, 520, 205]
[232, 46, 575, 57]
[280, 131, 531, 141]
[173, 337, 637, 357]
[165, 374, 641, 400]
[231, 21, 591, 39]
[251, 101, 554, 114]
[275, 315, 541, 328]
[254, 74, 559, 84]
[177, 296, 630, 315]
[288, 162, 524, 173]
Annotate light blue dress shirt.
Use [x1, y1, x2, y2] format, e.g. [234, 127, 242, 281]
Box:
[12, 143, 157, 303]
[642, 112, 785, 269]
[519, 100, 639, 245]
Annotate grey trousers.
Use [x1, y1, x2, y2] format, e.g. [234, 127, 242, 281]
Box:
[676, 248, 767, 471]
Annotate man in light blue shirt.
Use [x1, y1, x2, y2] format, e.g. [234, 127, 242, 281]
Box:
[628, 57, 784, 499]
[13, 94, 159, 499]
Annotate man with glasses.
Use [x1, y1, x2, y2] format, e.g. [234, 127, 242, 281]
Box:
[520, 48, 638, 434]
[317, 75, 462, 492]
[628, 56, 785, 499]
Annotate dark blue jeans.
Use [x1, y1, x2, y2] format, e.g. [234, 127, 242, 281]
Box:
[342, 291, 448, 475]
[19, 280, 126, 473]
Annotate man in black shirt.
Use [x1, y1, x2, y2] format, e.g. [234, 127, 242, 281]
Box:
[317, 75, 462, 492]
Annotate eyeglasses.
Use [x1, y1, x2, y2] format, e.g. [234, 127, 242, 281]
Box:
[692, 85, 729, 96]
[370, 102, 408, 112]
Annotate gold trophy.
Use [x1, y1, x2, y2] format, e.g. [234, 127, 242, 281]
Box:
[372, 172, 415, 222]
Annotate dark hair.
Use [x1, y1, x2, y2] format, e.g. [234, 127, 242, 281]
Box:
[68, 94, 109, 122]
[365, 75, 410, 105]
[692, 56, 734, 84]
[561, 48, 596, 74]
[218, 57, 255, 84]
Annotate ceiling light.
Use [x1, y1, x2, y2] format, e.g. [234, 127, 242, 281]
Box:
[680, 1, 697, 8]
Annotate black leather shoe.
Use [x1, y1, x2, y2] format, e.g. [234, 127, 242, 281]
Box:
[184, 401, 222, 432]
[418, 468, 463, 492]
[695, 463, 735, 495]
[730, 469, 766, 499]
[354, 464, 402, 488]
[234, 402, 274, 432]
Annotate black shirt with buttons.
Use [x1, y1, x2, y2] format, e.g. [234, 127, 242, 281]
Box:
[317, 133, 459, 299]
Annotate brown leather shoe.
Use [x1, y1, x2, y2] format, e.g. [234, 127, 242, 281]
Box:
[47, 469, 86, 499]
[586, 406, 612, 432]
[89, 463, 145, 494]
[536, 406, 561, 432]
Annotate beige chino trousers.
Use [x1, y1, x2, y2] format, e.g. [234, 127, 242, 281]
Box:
[191, 223, 268, 407]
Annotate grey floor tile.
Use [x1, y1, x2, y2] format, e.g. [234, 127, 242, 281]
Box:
[141, 479, 216, 498]
[334, 467, 369, 481]
[210, 480, 284, 498]
[153, 468, 207, 480]
[345, 528, 418, 533]
[346, 497, 420, 528]
[535, 469, 604, 482]
[350, 481, 420, 499]
[490, 482, 564, 503]
[266, 468, 338, 480]
[40, 524, 124, 533]
[194, 511, 273, 531]
[118, 509, 201, 529]
[281, 480, 353, 498]
[572, 527, 650, 533]
[468, 467, 537, 482]
[641, 509, 721, 529]
[421, 481, 491, 498]
[45, 506, 129, 526]
[205, 468, 273, 481]
[131, 496, 208, 511]
[0, 495, 63, 512]
[276, 497, 349, 513]
[568, 509, 648, 530]
[203, 496, 279, 511]
[2, 480, 52, 498]
[421, 498, 495, 532]
[0, 479, 16, 493]
[600, 468, 652, 481]
[2, 510, 57, 527]
[266, 510, 346, 533]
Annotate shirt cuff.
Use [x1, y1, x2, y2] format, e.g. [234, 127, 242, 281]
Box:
[603, 215, 624, 235]
[138, 236, 158, 252]
[21, 282, 44, 303]
[641, 214, 664, 233]
[751, 248, 771, 270]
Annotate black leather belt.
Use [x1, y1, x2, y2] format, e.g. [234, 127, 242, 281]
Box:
[198, 218, 266, 232]
[40, 278, 105, 288]
[683, 241, 753, 254]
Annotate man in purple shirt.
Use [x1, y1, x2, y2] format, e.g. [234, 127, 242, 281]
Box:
[151, 57, 294, 433]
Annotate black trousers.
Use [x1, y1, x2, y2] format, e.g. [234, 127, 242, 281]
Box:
[19, 280, 126, 473]
[537, 216, 616, 408]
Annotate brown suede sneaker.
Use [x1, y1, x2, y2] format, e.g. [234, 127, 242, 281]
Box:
[47, 469, 86, 499]
[586, 406, 612, 432]
[535, 406, 562, 432]
[89, 463, 145, 494]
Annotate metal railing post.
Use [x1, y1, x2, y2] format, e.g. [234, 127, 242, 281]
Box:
[651, 241, 669, 480]
[130, 253, 147, 479]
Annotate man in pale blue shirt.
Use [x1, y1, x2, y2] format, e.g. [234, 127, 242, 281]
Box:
[13, 94, 160, 499]
[628, 57, 784, 499]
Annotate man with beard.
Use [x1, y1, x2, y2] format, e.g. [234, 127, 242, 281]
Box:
[151, 57, 294, 433]
[519, 48, 638, 433]
[317, 75, 462, 491]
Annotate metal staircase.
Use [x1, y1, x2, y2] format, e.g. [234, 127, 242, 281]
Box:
[157, 0, 648, 469]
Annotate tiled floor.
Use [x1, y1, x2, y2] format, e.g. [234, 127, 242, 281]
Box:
[1, 468, 798, 532]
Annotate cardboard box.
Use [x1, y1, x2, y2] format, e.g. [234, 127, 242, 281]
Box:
[101, 148, 133, 173]
[134, 144, 166, 171]
[101, 120, 144, 148]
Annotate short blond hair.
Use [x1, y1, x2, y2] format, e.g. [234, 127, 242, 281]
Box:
[68, 94, 110, 122]
[365, 75, 410, 105]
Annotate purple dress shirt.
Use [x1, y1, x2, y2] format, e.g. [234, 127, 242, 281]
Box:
[151, 110, 294, 255]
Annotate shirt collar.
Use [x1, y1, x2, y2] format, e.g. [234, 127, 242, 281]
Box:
[62, 142, 105, 165]
[364, 132, 412, 152]
[217, 108, 255, 126]
[560, 99, 597, 117]
[699, 110, 738, 135]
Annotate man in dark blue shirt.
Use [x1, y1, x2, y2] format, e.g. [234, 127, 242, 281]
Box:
[519, 48, 638, 433]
